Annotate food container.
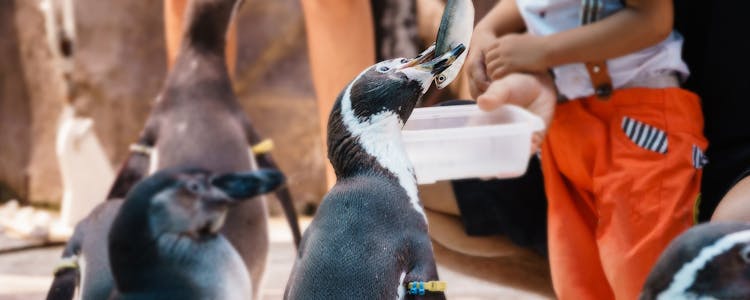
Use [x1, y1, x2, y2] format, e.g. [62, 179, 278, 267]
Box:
[402, 104, 545, 184]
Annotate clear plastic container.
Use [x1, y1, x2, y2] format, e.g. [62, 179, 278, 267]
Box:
[402, 104, 545, 184]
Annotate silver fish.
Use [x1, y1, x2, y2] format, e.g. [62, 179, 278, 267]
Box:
[434, 0, 474, 89]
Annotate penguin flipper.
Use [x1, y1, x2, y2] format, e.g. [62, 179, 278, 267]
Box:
[46, 222, 85, 300]
[46, 268, 77, 300]
[256, 150, 302, 248]
[106, 119, 158, 199]
[270, 182, 302, 248]
[106, 150, 150, 199]
[239, 114, 302, 249]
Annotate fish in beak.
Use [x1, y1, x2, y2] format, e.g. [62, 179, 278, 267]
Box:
[433, 0, 474, 88]
[398, 43, 466, 92]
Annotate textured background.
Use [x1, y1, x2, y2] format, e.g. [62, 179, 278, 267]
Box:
[0, 0, 324, 213]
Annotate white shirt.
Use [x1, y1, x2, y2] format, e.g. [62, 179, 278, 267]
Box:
[516, 0, 689, 99]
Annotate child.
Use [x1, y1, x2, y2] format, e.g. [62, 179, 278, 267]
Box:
[466, 0, 706, 299]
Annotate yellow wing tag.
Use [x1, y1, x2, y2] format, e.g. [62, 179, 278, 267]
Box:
[53, 256, 79, 274]
[424, 281, 447, 292]
[251, 139, 274, 155]
[407, 281, 447, 295]
[129, 143, 153, 156]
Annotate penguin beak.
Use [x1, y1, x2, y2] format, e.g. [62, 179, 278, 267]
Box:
[400, 44, 437, 69]
[399, 43, 466, 76]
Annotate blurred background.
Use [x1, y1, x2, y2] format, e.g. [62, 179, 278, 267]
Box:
[0, 0, 323, 212]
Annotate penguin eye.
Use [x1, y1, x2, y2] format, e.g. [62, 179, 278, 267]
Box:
[740, 245, 750, 263]
[377, 66, 390, 73]
[186, 181, 203, 194]
[436, 73, 447, 84]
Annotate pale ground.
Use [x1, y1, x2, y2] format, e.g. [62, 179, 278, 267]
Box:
[0, 217, 550, 300]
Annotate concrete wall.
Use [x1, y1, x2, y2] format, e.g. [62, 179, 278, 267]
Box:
[0, 0, 32, 202]
[0, 0, 66, 205]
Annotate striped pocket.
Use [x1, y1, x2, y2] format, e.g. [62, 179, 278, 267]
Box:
[621, 116, 668, 154]
[692, 145, 709, 169]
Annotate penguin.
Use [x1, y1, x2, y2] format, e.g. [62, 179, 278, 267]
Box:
[46, 199, 122, 300]
[46, 0, 300, 299]
[640, 222, 750, 300]
[284, 44, 465, 300]
[106, 167, 284, 300]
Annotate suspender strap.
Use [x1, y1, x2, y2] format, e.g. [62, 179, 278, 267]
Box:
[585, 61, 613, 98]
[580, 0, 613, 99]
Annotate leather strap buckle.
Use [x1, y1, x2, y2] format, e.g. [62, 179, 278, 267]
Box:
[585, 61, 613, 99]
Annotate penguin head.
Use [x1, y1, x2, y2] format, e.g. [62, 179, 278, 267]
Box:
[125, 168, 284, 240]
[641, 222, 750, 300]
[343, 43, 465, 124]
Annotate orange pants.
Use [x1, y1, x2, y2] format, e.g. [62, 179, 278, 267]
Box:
[540, 88, 706, 300]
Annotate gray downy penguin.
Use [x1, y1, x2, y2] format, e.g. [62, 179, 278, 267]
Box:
[640, 222, 750, 300]
[107, 167, 285, 300]
[284, 44, 465, 300]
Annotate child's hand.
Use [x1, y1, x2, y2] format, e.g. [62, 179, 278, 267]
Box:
[485, 33, 550, 80]
[465, 30, 496, 99]
[477, 72, 556, 153]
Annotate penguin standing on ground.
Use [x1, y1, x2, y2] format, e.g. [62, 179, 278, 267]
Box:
[284, 44, 465, 300]
[640, 222, 750, 299]
[107, 167, 285, 300]
[46, 0, 301, 299]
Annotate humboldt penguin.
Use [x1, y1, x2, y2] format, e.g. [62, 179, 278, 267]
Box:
[107, 167, 284, 300]
[641, 222, 750, 299]
[284, 44, 465, 300]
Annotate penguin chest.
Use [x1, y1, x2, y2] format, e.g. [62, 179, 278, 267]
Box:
[158, 235, 252, 299]
[212, 241, 253, 300]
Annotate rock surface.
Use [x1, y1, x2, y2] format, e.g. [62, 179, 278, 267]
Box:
[1, 0, 325, 211]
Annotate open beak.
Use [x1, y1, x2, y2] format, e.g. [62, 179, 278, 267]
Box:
[399, 43, 466, 76]
[400, 44, 437, 68]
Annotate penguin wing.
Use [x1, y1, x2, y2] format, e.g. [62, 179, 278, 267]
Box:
[45, 220, 85, 300]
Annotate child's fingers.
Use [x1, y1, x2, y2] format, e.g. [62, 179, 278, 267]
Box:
[484, 52, 502, 75]
[489, 65, 512, 81]
[467, 53, 491, 99]
[484, 52, 514, 80]
[528, 73, 556, 134]
[476, 79, 513, 112]
[469, 79, 490, 100]
[530, 132, 543, 154]
[478, 73, 556, 154]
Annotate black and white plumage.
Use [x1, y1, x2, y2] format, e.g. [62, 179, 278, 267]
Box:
[284, 45, 464, 300]
[108, 167, 284, 300]
[641, 222, 750, 300]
